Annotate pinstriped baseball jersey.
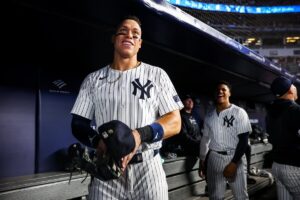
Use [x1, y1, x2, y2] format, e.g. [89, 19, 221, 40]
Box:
[71, 62, 183, 151]
[201, 104, 251, 200]
[202, 104, 252, 152]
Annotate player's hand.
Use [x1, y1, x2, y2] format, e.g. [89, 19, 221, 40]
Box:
[96, 139, 107, 157]
[198, 159, 206, 178]
[121, 129, 141, 171]
[223, 162, 237, 181]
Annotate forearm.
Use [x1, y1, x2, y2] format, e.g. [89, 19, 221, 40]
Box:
[157, 109, 181, 139]
[200, 135, 210, 160]
[71, 114, 99, 147]
[231, 132, 249, 164]
[136, 109, 181, 143]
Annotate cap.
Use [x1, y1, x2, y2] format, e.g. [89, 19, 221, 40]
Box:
[98, 120, 135, 162]
[270, 76, 292, 97]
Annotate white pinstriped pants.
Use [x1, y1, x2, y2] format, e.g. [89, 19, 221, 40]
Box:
[272, 162, 300, 200]
[207, 151, 248, 200]
[87, 152, 168, 200]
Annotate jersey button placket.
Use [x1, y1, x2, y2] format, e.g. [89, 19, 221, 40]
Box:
[120, 77, 126, 108]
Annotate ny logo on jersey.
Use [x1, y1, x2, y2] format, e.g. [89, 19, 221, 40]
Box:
[223, 115, 235, 127]
[132, 78, 153, 99]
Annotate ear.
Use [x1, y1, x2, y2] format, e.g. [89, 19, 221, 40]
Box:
[138, 38, 142, 49]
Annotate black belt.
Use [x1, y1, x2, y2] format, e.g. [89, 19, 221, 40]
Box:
[129, 149, 159, 164]
[215, 151, 228, 155]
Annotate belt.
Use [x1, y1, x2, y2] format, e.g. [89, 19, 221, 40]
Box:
[213, 149, 235, 155]
[215, 151, 228, 155]
[129, 149, 159, 164]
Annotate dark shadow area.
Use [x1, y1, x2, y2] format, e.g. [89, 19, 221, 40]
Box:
[184, 156, 201, 196]
[250, 183, 277, 200]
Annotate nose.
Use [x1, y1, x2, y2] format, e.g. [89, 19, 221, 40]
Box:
[125, 31, 134, 39]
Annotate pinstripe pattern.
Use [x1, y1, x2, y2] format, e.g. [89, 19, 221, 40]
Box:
[201, 104, 251, 200]
[207, 151, 248, 200]
[202, 104, 252, 152]
[272, 162, 300, 200]
[87, 152, 168, 200]
[71, 62, 183, 200]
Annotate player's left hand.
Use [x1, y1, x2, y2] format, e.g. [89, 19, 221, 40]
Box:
[121, 129, 141, 171]
[223, 162, 237, 180]
[96, 139, 107, 157]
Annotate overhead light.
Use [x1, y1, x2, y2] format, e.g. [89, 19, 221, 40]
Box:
[285, 36, 300, 43]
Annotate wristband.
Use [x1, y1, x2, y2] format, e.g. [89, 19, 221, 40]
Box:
[136, 125, 153, 142]
[149, 122, 164, 142]
[136, 122, 164, 143]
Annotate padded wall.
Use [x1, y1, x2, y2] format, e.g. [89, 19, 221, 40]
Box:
[0, 66, 36, 179]
[37, 69, 83, 172]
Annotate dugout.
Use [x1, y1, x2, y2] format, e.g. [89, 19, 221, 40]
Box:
[1, 0, 300, 179]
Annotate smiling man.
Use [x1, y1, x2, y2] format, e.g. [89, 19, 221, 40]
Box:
[70, 15, 183, 200]
[199, 80, 252, 200]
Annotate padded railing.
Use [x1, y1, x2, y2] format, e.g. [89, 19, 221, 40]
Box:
[0, 143, 273, 200]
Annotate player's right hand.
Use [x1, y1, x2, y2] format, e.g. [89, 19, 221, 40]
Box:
[121, 129, 141, 171]
[198, 159, 206, 178]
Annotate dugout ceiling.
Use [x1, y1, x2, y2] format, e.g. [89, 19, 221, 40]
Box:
[5, 0, 300, 103]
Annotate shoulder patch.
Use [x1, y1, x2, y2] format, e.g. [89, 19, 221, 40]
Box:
[173, 95, 181, 103]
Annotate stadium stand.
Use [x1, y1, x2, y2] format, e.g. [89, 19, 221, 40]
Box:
[178, 2, 300, 79]
[190, 0, 300, 6]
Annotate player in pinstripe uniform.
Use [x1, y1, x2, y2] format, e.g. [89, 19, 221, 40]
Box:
[70, 15, 183, 200]
[266, 76, 300, 200]
[199, 80, 251, 200]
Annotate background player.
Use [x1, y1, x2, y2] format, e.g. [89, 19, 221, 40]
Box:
[267, 76, 300, 200]
[70, 15, 183, 200]
[199, 80, 251, 200]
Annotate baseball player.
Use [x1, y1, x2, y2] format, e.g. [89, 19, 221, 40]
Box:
[199, 80, 251, 200]
[70, 15, 183, 200]
[266, 76, 300, 200]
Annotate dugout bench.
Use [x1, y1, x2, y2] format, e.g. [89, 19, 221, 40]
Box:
[0, 143, 273, 200]
[163, 143, 273, 200]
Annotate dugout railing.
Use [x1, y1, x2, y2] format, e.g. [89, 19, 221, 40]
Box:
[0, 143, 273, 200]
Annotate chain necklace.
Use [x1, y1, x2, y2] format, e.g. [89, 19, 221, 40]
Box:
[99, 61, 141, 83]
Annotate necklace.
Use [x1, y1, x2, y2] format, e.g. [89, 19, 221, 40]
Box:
[99, 61, 141, 83]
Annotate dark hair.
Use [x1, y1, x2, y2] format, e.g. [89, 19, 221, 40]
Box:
[115, 15, 142, 32]
[215, 80, 232, 92]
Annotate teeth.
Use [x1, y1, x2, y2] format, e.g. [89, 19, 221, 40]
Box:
[123, 41, 132, 45]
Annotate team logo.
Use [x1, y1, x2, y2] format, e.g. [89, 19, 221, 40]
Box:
[132, 78, 153, 99]
[223, 115, 235, 127]
[53, 80, 67, 89]
[49, 79, 70, 94]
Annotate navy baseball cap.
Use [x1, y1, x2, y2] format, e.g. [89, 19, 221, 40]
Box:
[271, 76, 292, 97]
[98, 120, 135, 162]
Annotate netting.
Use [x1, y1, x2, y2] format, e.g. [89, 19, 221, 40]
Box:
[174, 0, 300, 75]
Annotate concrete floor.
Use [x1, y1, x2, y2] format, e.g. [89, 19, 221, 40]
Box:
[190, 183, 277, 200]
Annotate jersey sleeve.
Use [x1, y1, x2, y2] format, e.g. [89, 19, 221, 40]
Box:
[71, 74, 95, 120]
[157, 69, 183, 116]
[199, 117, 211, 160]
[236, 108, 252, 135]
[202, 116, 210, 137]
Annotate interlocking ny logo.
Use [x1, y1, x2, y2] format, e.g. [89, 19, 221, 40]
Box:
[223, 115, 235, 127]
[132, 78, 153, 99]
